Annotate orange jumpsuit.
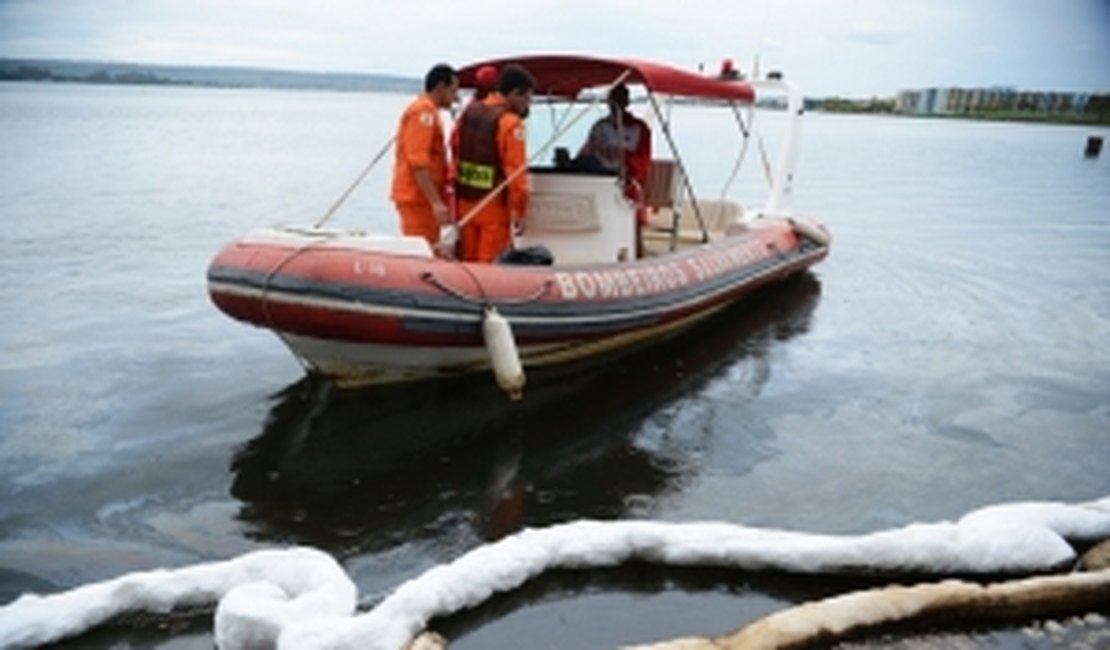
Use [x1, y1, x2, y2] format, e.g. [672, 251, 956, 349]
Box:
[455, 94, 529, 263]
[391, 94, 448, 245]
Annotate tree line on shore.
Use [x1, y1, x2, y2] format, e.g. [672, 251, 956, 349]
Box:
[0, 59, 418, 93]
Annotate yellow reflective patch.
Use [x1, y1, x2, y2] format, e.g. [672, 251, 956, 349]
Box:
[458, 161, 495, 189]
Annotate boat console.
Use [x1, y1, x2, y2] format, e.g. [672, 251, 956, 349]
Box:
[517, 168, 636, 266]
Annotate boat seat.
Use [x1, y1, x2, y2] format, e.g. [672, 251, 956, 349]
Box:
[643, 200, 743, 249]
[644, 159, 680, 211]
[643, 159, 684, 251]
[684, 200, 743, 232]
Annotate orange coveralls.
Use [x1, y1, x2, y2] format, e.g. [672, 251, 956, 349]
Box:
[455, 94, 529, 263]
[390, 94, 448, 245]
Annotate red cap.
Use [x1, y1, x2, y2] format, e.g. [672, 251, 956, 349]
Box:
[476, 65, 498, 89]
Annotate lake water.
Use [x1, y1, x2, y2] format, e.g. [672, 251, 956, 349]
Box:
[1, 82, 1108, 648]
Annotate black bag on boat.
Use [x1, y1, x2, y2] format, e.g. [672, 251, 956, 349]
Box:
[497, 245, 554, 266]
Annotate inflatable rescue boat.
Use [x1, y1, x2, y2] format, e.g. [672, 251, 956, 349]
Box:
[207, 55, 831, 395]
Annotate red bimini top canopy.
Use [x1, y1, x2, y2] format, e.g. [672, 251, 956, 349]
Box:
[457, 54, 755, 103]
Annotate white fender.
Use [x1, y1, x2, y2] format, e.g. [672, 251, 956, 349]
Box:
[482, 305, 526, 400]
[788, 217, 830, 247]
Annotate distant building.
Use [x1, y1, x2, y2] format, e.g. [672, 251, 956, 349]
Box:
[896, 85, 1105, 117]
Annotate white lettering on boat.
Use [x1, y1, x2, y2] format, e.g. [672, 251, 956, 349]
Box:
[353, 260, 387, 277]
[555, 263, 688, 300]
[554, 238, 771, 301]
[685, 238, 769, 282]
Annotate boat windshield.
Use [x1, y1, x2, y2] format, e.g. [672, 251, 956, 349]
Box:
[519, 94, 765, 208]
[525, 97, 619, 174]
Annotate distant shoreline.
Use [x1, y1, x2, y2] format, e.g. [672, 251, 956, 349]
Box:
[4, 57, 1107, 126]
[809, 104, 1110, 126]
[0, 57, 420, 94]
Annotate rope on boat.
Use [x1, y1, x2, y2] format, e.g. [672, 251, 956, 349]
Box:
[314, 135, 396, 228]
[259, 239, 331, 373]
[419, 271, 553, 306]
[719, 102, 753, 207]
[756, 130, 774, 188]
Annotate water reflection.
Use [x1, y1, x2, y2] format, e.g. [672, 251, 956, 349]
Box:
[436, 563, 881, 648]
[230, 273, 822, 552]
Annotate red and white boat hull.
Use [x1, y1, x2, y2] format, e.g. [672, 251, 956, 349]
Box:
[207, 220, 828, 386]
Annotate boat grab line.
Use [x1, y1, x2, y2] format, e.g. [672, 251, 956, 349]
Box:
[209, 247, 822, 329]
[420, 271, 554, 307]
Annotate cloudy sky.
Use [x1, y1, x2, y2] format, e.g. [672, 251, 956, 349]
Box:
[1, 0, 1107, 97]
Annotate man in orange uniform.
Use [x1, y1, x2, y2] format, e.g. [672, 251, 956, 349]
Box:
[447, 65, 497, 222]
[391, 63, 459, 249]
[454, 64, 535, 263]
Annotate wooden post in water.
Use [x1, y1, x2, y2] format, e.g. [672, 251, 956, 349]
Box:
[1085, 135, 1103, 158]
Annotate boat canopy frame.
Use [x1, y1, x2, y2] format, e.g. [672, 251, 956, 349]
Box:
[457, 55, 804, 238]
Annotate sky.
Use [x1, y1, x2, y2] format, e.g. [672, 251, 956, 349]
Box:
[0, 0, 1108, 98]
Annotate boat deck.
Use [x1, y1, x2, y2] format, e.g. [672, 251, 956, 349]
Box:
[640, 200, 742, 257]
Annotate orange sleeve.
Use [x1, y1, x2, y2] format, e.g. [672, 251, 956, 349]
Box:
[498, 112, 530, 219]
[400, 99, 438, 169]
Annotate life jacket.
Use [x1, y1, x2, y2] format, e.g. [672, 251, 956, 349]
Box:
[455, 101, 508, 201]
